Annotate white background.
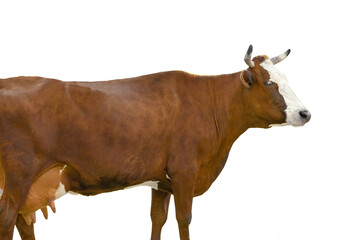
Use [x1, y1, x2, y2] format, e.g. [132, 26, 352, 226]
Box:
[0, 0, 359, 239]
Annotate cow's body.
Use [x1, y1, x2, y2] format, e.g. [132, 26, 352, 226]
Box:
[0, 46, 310, 240]
[1, 70, 239, 194]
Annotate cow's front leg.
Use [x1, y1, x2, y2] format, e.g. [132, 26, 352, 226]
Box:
[172, 174, 196, 240]
[16, 214, 35, 240]
[150, 189, 171, 240]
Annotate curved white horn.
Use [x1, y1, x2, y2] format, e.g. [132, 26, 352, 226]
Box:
[270, 49, 291, 65]
[244, 45, 255, 68]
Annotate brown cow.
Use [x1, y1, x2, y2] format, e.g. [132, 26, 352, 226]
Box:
[0, 46, 310, 240]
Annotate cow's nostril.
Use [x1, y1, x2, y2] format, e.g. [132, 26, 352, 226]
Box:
[299, 110, 311, 122]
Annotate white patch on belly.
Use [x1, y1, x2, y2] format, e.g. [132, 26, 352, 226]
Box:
[55, 182, 67, 199]
[125, 181, 159, 190]
[68, 191, 79, 195]
[0, 188, 3, 199]
[55, 165, 68, 199]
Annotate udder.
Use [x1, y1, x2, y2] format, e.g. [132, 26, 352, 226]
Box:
[0, 164, 67, 225]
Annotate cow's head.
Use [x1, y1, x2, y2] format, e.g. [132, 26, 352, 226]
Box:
[240, 45, 310, 128]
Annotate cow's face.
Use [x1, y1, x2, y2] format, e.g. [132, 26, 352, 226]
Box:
[240, 45, 311, 128]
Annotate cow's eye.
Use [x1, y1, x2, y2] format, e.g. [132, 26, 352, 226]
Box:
[264, 81, 273, 86]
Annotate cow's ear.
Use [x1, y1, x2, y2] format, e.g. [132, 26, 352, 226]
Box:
[240, 70, 253, 88]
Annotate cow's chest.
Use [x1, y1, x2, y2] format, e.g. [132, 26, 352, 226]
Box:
[194, 152, 230, 196]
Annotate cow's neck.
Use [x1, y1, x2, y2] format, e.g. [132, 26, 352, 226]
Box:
[196, 72, 249, 191]
[209, 71, 249, 147]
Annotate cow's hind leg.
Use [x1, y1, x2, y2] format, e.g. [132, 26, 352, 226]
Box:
[150, 189, 171, 240]
[0, 148, 37, 240]
[0, 181, 33, 240]
[16, 214, 35, 240]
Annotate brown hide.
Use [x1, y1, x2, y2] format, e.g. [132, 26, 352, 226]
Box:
[0, 71, 248, 196]
[0, 71, 248, 231]
[0, 57, 304, 239]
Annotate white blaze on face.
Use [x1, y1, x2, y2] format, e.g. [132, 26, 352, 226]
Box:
[0, 188, 3, 199]
[260, 59, 308, 127]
